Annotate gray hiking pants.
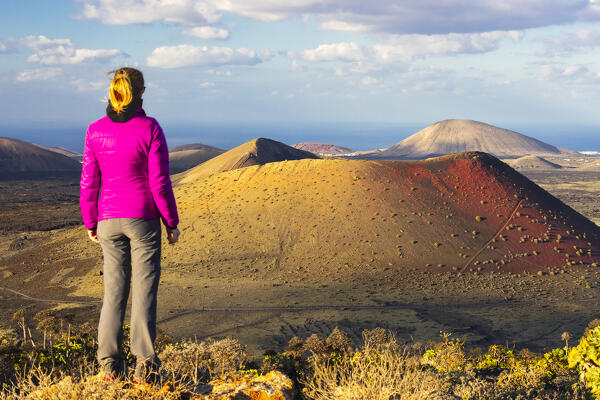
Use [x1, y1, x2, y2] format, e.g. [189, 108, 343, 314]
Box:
[96, 218, 161, 367]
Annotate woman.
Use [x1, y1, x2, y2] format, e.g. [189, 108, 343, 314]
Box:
[80, 67, 180, 382]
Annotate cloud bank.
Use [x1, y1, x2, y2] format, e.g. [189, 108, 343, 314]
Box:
[78, 0, 600, 34]
[146, 45, 263, 68]
[301, 31, 522, 65]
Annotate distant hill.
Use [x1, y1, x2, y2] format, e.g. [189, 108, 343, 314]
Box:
[32, 144, 83, 162]
[0, 137, 81, 176]
[169, 144, 225, 174]
[177, 137, 319, 182]
[505, 155, 563, 170]
[169, 151, 600, 279]
[292, 142, 353, 155]
[578, 159, 600, 171]
[362, 119, 574, 159]
[170, 143, 224, 152]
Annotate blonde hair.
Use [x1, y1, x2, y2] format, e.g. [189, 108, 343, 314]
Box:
[108, 67, 144, 114]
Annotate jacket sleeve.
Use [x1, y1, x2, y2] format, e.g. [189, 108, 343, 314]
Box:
[148, 120, 179, 228]
[79, 128, 101, 230]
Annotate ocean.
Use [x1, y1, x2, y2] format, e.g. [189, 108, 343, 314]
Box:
[1, 121, 599, 154]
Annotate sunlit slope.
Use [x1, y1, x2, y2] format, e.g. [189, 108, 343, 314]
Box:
[177, 138, 319, 182]
[165, 152, 600, 281]
[578, 159, 600, 171]
[505, 155, 563, 170]
[371, 120, 571, 159]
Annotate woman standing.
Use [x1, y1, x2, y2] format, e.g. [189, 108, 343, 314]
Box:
[80, 67, 180, 382]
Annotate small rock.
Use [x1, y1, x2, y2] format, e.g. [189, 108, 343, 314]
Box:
[2, 271, 14, 279]
[193, 370, 293, 400]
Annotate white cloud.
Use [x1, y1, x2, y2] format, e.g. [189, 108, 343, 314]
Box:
[361, 76, 378, 85]
[302, 42, 364, 62]
[73, 78, 106, 92]
[373, 31, 523, 62]
[213, 0, 318, 22]
[543, 29, 600, 56]
[21, 35, 121, 65]
[199, 81, 215, 88]
[78, 0, 220, 25]
[146, 45, 263, 68]
[319, 20, 370, 32]
[183, 26, 229, 39]
[300, 31, 521, 67]
[537, 63, 600, 99]
[291, 60, 307, 72]
[538, 63, 600, 84]
[16, 67, 62, 82]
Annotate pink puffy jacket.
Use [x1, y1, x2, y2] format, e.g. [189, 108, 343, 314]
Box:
[79, 108, 179, 230]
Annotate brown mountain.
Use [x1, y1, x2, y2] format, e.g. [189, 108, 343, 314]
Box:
[366, 120, 573, 159]
[505, 155, 563, 170]
[169, 144, 225, 174]
[292, 142, 353, 155]
[177, 137, 319, 182]
[0, 137, 81, 175]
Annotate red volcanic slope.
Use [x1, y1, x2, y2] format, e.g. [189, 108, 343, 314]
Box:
[404, 152, 599, 273]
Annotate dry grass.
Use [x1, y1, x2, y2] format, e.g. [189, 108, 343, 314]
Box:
[0, 324, 597, 400]
[302, 342, 443, 400]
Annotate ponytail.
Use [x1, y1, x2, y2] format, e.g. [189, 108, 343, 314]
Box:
[108, 68, 145, 114]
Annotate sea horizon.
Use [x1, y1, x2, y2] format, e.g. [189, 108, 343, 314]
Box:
[1, 120, 599, 154]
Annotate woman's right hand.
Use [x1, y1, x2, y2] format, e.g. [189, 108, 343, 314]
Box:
[88, 229, 100, 243]
[166, 227, 180, 244]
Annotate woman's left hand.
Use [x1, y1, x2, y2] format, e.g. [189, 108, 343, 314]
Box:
[88, 229, 100, 243]
[166, 227, 180, 244]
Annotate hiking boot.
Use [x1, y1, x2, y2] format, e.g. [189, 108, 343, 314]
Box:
[132, 360, 161, 385]
[99, 360, 125, 381]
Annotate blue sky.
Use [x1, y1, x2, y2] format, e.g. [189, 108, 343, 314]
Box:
[1, 0, 600, 150]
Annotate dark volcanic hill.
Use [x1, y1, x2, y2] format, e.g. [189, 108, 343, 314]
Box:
[292, 142, 353, 155]
[170, 143, 224, 152]
[0, 137, 81, 175]
[169, 144, 225, 174]
[169, 151, 600, 278]
[177, 137, 319, 182]
[366, 119, 573, 159]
